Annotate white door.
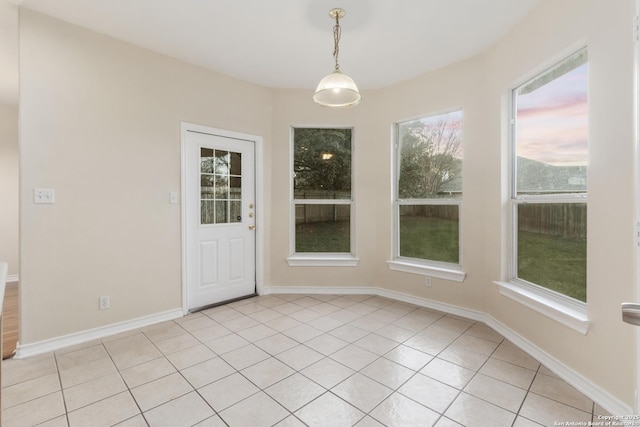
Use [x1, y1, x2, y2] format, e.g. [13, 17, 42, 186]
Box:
[185, 129, 256, 311]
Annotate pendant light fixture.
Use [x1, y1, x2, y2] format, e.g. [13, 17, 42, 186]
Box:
[313, 8, 362, 107]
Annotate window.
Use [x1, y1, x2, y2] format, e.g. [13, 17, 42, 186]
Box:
[390, 110, 464, 281]
[289, 127, 355, 265]
[511, 48, 588, 304]
[200, 148, 242, 224]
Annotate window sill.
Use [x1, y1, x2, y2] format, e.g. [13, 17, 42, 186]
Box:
[387, 260, 466, 282]
[287, 254, 359, 267]
[494, 281, 590, 335]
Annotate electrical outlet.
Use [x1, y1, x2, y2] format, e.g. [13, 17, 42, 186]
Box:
[99, 296, 110, 310]
[34, 188, 55, 204]
[425, 277, 432, 287]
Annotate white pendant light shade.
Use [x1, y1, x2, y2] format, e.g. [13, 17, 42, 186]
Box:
[313, 8, 361, 108]
[313, 69, 362, 107]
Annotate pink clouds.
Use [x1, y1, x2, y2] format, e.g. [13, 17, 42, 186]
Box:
[516, 64, 588, 166]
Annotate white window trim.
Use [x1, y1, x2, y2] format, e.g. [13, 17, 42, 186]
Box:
[390, 112, 465, 279]
[503, 49, 590, 333]
[288, 254, 359, 267]
[389, 198, 465, 280]
[287, 126, 357, 266]
[387, 259, 466, 282]
[504, 197, 589, 333]
[494, 280, 590, 334]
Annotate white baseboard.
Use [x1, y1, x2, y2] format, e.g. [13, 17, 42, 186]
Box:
[6, 274, 19, 283]
[14, 308, 184, 359]
[263, 285, 485, 322]
[373, 287, 486, 323]
[484, 315, 634, 417]
[262, 285, 375, 296]
[12, 283, 634, 415]
[263, 284, 634, 416]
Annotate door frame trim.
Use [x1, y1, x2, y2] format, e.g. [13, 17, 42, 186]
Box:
[180, 122, 264, 314]
[635, 0, 640, 412]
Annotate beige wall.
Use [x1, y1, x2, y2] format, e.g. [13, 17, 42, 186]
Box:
[0, 103, 19, 277]
[270, 89, 386, 289]
[18, 0, 638, 411]
[19, 10, 272, 343]
[270, 0, 637, 409]
[484, 0, 637, 406]
[270, 55, 490, 315]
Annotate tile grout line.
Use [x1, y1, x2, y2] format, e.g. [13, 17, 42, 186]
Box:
[355, 308, 449, 426]
[52, 349, 71, 427]
[218, 296, 373, 425]
[2, 294, 601, 427]
[511, 363, 544, 427]
[140, 319, 209, 426]
[417, 318, 480, 427]
[255, 299, 482, 426]
[198, 305, 294, 426]
[191, 299, 345, 425]
[102, 335, 150, 427]
[286, 302, 457, 425]
[157, 313, 239, 426]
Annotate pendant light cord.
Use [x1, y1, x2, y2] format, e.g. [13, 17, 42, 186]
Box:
[333, 15, 341, 71]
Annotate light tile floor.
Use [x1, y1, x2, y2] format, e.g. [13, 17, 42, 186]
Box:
[2, 294, 612, 427]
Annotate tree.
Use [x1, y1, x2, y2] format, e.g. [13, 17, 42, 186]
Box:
[294, 128, 351, 199]
[398, 116, 462, 198]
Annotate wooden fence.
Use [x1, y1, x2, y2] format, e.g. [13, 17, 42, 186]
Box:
[295, 204, 350, 224]
[294, 190, 351, 200]
[399, 203, 585, 239]
[294, 190, 351, 224]
[294, 200, 585, 240]
[399, 204, 459, 221]
[518, 203, 586, 239]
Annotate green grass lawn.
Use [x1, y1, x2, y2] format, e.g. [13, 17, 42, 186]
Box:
[518, 230, 586, 302]
[296, 216, 586, 302]
[296, 220, 350, 252]
[399, 216, 459, 263]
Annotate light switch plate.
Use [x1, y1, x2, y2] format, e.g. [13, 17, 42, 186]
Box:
[170, 192, 179, 204]
[34, 188, 55, 204]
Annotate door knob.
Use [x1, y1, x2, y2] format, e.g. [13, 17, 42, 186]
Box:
[622, 303, 640, 326]
[248, 225, 256, 230]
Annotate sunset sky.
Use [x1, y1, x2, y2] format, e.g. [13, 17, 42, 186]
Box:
[516, 63, 588, 166]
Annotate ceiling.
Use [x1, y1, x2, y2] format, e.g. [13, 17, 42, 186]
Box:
[0, 0, 541, 105]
